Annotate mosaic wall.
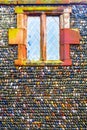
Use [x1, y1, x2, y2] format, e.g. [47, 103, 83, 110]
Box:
[0, 5, 87, 130]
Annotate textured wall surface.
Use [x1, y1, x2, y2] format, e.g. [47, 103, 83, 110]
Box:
[0, 5, 87, 130]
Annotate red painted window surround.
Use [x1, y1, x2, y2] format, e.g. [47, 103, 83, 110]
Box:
[60, 28, 81, 65]
[8, 6, 81, 66]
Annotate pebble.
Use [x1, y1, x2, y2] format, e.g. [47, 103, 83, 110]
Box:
[0, 4, 87, 130]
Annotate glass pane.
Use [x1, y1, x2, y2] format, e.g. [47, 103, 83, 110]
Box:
[27, 16, 40, 61]
[47, 16, 60, 60]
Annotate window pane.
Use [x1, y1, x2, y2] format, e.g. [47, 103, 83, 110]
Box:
[27, 17, 40, 61]
[47, 16, 60, 60]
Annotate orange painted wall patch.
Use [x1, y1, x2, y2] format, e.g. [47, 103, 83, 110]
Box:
[9, 28, 26, 45]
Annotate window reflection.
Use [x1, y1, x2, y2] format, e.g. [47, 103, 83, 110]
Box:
[27, 16, 40, 61]
[47, 16, 60, 60]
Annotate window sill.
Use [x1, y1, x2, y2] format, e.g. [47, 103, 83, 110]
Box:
[15, 59, 63, 66]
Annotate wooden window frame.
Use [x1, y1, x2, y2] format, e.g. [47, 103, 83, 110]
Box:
[27, 12, 60, 62]
[9, 6, 81, 66]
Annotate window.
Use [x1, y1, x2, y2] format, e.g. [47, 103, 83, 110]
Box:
[46, 16, 59, 60]
[27, 16, 40, 61]
[9, 6, 81, 66]
[27, 14, 60, 62]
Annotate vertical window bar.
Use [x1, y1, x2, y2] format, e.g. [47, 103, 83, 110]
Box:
[40, 13, 46, 61]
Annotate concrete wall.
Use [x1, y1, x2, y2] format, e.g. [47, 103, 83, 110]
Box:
[0, 4, 87, 129]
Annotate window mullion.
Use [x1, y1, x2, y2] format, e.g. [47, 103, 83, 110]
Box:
[40, 13, 46, 61]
